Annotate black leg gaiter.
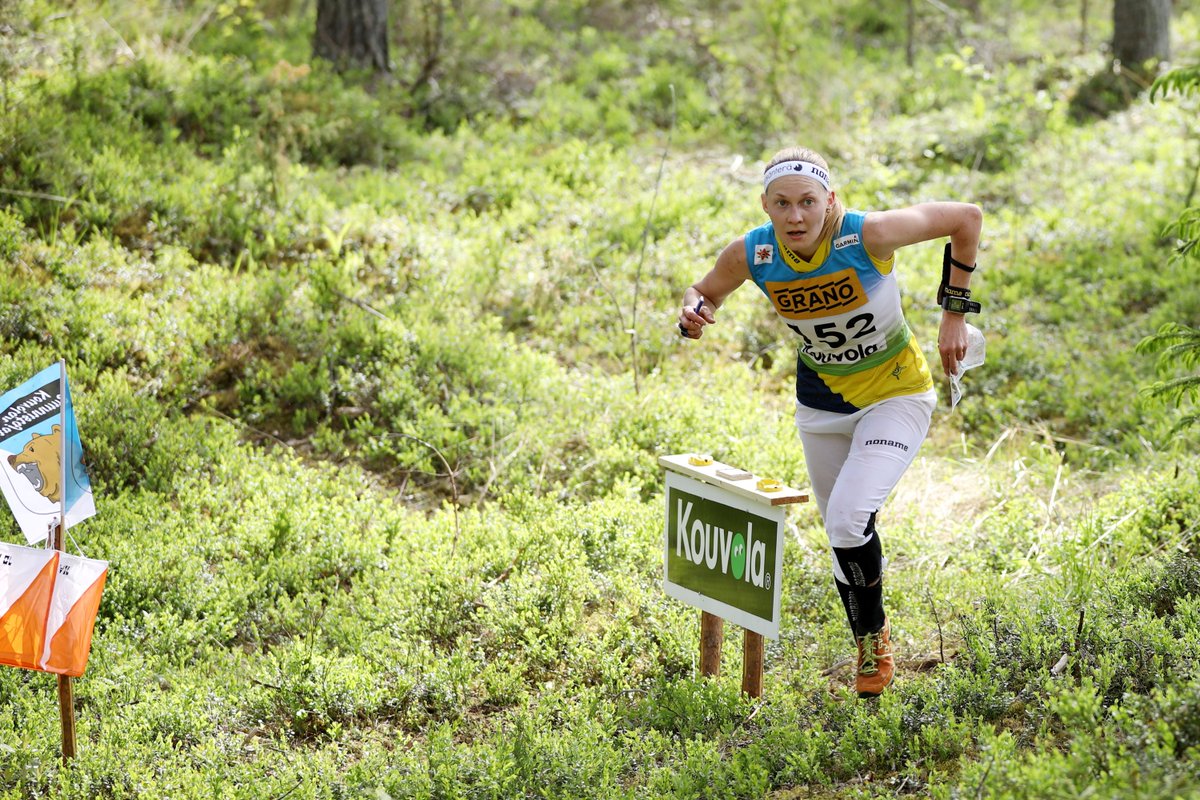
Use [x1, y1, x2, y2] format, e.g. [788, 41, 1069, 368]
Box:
[832, 512, 886, 637]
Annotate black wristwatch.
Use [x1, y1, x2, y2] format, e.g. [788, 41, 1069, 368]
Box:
[941, 295, 981, 314]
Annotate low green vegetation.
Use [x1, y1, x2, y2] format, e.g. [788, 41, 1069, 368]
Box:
[1, 0, 1198, 797]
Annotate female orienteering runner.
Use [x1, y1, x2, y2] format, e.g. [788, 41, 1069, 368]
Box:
[678, 146, 982, 697]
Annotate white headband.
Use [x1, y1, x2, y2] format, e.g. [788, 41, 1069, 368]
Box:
[763, 160, 831, 192]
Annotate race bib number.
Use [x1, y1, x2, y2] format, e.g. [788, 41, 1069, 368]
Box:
[786, 313, 888, 367]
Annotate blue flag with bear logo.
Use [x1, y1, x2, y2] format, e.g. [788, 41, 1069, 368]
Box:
[0, 363, 96, 544]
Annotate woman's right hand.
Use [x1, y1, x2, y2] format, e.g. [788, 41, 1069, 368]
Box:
[678, 295, 711, 339]
[677, 240, 749, 339]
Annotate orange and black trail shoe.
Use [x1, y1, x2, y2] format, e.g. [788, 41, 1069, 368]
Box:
[855, 619, 895, 697]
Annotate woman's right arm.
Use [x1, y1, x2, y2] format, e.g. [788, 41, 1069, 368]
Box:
[679, 237, 751, 339]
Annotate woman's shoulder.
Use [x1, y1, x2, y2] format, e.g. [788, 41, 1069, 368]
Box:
[840, 208, 871, 232]
[742, 219, 774, 240]
[849, 210, 896, 273]
[721, 233, 750, 262]
[829, 209, 872, 250]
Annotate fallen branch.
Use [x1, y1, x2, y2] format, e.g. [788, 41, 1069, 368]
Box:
[820, 657, 854, 677]
[730, 700, 765, 735]
[0, 187, 73, 204]
[481, 541, 532, 592]
[333, 289, 390, 321]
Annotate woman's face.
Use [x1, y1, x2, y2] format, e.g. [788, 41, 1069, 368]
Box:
[760, 175, 834, 259]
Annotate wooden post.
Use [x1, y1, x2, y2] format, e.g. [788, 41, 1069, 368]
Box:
[741, 629, 764, 697]
[57, 677, 76, 761]
[699, 611, 723, 677]
[51, 523, 77, 761]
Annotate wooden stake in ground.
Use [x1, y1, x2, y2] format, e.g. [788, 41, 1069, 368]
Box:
[742, 630, 764, 698]
[54, 360, 77, 762]
[701, 614, 765, 697]
[700, 611, 723, 677]
[50, 523, 76, 762]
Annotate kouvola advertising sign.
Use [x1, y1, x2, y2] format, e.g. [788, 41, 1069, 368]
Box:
[663, 471, 785, 639]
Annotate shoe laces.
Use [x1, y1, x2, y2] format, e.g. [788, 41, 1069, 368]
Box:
[858, 632, 882, 676]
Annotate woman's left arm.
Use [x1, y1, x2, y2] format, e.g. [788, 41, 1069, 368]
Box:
[861, 202, 983, 376]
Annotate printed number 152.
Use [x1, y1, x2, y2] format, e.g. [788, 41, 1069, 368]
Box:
[788, 312, 877, 347]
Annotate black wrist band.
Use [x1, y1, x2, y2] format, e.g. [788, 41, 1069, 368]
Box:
[945, 242, 976, 272]
[942, 285, 971, 299]
[938, 243, 978, 303]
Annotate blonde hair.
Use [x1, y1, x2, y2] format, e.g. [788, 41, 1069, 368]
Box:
[765, 147, 845, 244]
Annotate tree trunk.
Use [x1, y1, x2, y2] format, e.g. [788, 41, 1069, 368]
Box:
[313, 0, 390, 73]
[1111, 0, 1170, 68]
[905, 0, 914, 68]
[1079, 0, 1089, 53]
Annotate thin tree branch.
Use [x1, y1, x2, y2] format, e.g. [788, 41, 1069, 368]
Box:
[390, 432, 461, 551]
[975, 754, 995, 800]
[629, 84, 676, 395]
[926, 587, 946, 664]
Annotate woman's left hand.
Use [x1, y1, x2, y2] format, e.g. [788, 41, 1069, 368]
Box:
[938, 312, 969, 376]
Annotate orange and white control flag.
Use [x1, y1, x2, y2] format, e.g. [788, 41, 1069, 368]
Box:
[0, 543, 58, 671]
[40, 551, 108, 677]
[0, 542, 106, 677]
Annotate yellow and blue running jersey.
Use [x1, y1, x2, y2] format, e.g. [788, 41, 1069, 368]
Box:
[744, 211, 934, 413]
